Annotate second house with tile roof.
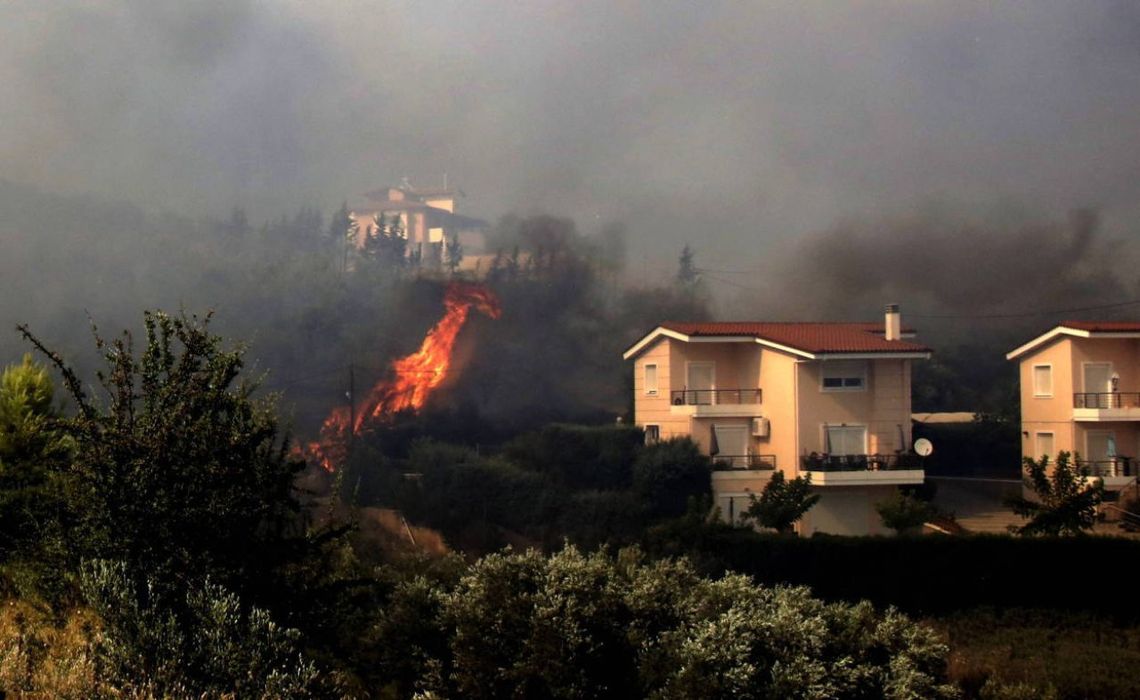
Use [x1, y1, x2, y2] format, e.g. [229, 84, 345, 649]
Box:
[623, 305, 932, 535]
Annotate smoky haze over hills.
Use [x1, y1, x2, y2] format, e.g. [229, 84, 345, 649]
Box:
[5, 3, 1140, 419]
[4, 2, 1140, 272]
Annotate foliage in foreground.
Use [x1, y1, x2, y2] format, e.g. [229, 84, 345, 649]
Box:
[1005, 452, 1103, 536]
[17, 312, 308, 598]
[377, 546, 957, 700]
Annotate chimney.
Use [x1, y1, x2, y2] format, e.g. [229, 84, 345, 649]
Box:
[885, 304, 901, 341]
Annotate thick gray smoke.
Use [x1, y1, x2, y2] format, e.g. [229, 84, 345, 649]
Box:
[5, 2, 1140, 273]
[750, 207, 1134, 333]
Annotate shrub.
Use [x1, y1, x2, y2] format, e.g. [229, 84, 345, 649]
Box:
[876, 488, 938, 534]
[80, 559, 324, 698]
[632, 438, 711, 519]
[411, 546, 956, 699]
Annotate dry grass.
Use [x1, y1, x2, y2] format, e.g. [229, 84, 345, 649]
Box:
[932, 609, 1140, 700]
[0, 598, 102, 699]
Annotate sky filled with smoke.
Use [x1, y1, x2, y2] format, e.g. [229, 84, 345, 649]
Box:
[5, 1, 1140, 281]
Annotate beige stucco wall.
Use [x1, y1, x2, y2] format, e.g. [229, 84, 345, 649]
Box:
[1070, 337, 1140, 393]
[632, 338, 690, 440]
[631, 338, 918, 536]
[1018, 337, 1077, 460]
[666, 342, 757, 392]
[800, 485, 895, 536]
[1019, 335, 1140, 463]
[757, 349, 798, 473]
[794, 359, 913, 476]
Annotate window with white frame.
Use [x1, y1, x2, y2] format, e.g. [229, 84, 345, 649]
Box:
[1035, 432, 1054, 462]
[826, 425, 867, 455]
[1033, 364, 1053, 397]
[644, 363, 658, 395]
[645, 425, 660, 444]
[821, 360, 867, 391]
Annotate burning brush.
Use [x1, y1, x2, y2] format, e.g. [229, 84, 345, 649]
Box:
[301, 281, 501, 472]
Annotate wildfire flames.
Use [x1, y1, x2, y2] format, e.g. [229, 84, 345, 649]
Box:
[303, 281, 501, 472]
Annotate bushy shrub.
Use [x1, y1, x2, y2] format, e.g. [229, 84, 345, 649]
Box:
[876, 488, 938, 534]
[80, 559, 324, 698]
[632, 438, 712, 519]
[403, 546, 956, 699]
[504, 423, 644, 490]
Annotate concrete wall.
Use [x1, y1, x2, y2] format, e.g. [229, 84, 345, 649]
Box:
[800, 485, 894, 536]
[795, 358, 913, 474]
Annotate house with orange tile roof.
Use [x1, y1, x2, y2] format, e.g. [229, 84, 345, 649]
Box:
[1007, 321, 1140, 492]
[623, 305, 932, 535]
[349, 183, 488, 262]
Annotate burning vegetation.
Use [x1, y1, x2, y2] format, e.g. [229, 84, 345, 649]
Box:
[303, 281, 502, 472]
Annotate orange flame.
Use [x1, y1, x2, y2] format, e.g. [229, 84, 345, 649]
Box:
[302, 282, 501, 472]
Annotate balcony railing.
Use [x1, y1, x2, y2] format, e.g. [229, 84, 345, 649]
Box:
[671, 388, 762, 406]
[800, 453, 924, 472]
[712, 454, 777, 471]
[1077, 459, 1135, 478]
[1074, 392, 1140, 409]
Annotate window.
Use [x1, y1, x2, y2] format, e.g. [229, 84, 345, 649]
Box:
[1033, 364, 1053, 397]
[1035, 432, 1054, 462]
[825, 425, 867, 455]
[645, 425, 660, 444]
[821, 361, 867, 392]
[644, 363, 658, 395]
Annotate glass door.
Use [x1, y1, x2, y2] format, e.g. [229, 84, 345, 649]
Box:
[1084, 363, 1112, 408]
[686, 362, 715, 405]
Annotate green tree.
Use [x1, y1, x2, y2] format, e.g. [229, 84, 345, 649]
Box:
[403, 546, 957, 699]
[1006, 451, 1103, 536]
[0, 354, 72, 570]
[741, 471, 820, 534]
[632, 438, 712, 519]
[80, 559, 322, 698]
[361, 213, 407, 272]
[876, 488, 937, 534]
[18, 312, 307, 594]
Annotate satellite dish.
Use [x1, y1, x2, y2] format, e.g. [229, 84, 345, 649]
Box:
[914, 438, 934, 457]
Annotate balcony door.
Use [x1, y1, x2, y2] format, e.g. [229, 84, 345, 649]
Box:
[713, 424, 748, 467]
[826, 425, 867, 457]
[1086, 430, 1118, 476]
[1084, 363, 1113, 408]
[686, 362, 716, 405]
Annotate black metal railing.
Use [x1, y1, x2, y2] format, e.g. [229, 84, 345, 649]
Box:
[712, 454, 777, 471]
[1077, 458, 1135, 478]
[670, 388, 762, 406]
[800, 452, 924, 472]
[1074, 392, 1140, 409]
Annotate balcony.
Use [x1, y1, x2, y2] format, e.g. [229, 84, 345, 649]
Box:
[1077, 458, 1137, 490]
[712, 454, 776, 471]
[670, 388, 762, 417]
[799, 452, 925, 486]
[1073, 392, 1140, 421]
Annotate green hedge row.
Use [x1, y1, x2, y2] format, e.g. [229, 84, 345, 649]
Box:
[647, 523, 1140, 620]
